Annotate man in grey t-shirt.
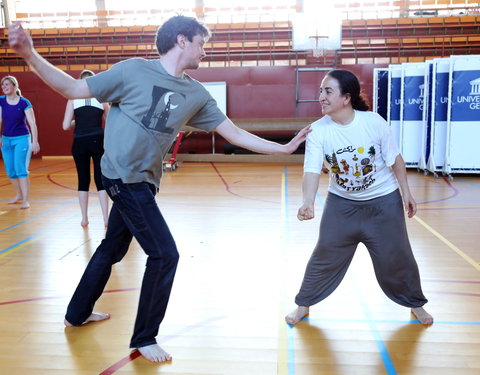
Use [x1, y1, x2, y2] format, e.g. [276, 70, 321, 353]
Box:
[9, 15, 310, 363]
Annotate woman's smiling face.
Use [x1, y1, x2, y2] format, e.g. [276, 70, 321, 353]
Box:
[318, 75, 350, 116]
[1, 78, 16, 96]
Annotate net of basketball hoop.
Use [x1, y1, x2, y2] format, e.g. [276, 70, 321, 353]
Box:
[309, 35, 328, 57]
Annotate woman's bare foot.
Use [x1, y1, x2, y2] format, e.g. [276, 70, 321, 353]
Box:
[81, 219, 89, 227]
[411, 307, 434, 325]
[285, 306, 309, 325]
[8, 197, 21, 204]
[64, 312, 110, 327]
[20, 201, 30, 209]
[137, 344, 172, 362]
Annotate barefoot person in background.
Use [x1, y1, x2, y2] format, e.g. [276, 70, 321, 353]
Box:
[62, 69, 110, 227]
[0, 75, 40, 209]
[9, 15, 310, 363]
[285, 69, 433, 327]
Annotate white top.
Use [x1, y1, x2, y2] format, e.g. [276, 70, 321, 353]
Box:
[73, 97, 104, 110]
[304, 110, 400, 201]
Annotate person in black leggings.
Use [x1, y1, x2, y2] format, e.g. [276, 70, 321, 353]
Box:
[62, 70, 110, 227]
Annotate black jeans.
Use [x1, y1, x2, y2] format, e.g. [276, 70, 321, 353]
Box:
[65, 176, 179, 348]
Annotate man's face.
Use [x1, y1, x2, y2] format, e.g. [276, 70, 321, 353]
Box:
[182, 34, 207, 70]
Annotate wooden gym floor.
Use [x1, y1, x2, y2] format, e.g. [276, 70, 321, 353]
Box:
[0, 158, 479, 375]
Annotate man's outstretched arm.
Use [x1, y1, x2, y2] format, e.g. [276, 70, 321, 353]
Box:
[8, 22, 92, 99]
[215, 118, 310, 155]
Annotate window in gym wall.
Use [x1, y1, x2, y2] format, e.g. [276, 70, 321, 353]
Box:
[103, 0, 194, 11]
[15, 0, 97, 28]
[203, 0, 297, 23]
[15, 0, 96, 13]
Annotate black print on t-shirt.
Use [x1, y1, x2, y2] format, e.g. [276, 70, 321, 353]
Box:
[141, 86, 185, 134]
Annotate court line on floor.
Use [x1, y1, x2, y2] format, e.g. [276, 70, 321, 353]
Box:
[99, 314, 229, 374]
[358, 297, 397, 375]
[47, 169, 83, 191]
[430, 290, 480, 297]
[425, 279, 480, 284]
[416, 176, 459, 205]
[281, 167, 329, 375]
[455, 177, 480, 188]
[302, 317, 480, 325]
[278, 167, 296, 375]
[0, 288, 139, 306]
[418, 206, 480, 210]
[0, 161, 74, 187]
[278, 167, 289, 375]
[0, 200, 77, 233]
[413, 215, 480, 271]
[0, 203, 83, 257]
[210, 161, 279, 204]
[0, 197, 108, 259]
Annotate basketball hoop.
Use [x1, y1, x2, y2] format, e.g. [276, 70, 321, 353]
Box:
[312, 47, 324, 58]
[292, 11, 342, 59]
[309, 35, 328, 58]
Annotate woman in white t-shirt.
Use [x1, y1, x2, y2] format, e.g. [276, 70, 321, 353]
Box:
[286, 70, 433, 326]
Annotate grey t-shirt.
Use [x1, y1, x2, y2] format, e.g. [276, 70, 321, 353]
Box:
[86, 58, 226, 187]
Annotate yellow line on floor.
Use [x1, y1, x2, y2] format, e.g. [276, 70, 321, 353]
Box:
[419, 205, 480, 209]
[278, 170, 289, 375]
[0, 240, 32, 258]
[414, 215, 480, 271]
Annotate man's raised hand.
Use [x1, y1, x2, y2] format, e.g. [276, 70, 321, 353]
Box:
[8, 22, 34, 59]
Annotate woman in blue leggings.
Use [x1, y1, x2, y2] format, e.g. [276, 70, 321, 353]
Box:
[0, 75, 40, 209]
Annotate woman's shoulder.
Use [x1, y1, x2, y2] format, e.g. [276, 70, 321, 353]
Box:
[19, 97, 32, 108]
[308, 116, 332, 141]
[311, 115, 331, 127]
[357, 110, 385, 120]
[310, 115, 335, 134]
[356, 110, 388, 126]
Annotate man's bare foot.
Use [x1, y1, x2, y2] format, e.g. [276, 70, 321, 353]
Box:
[20, 201, 30, 209]
[8, 197, 21, 204]
[137, 344, 172, 362]
[411, 307, 434, 325]
[64, 312, 110, 327]
[285, 306, 309, 325]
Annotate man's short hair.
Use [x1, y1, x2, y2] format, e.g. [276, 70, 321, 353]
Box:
[156, 15, 210, 55]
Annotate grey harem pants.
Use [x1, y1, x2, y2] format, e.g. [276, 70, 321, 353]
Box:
[295, 189, 428, 308]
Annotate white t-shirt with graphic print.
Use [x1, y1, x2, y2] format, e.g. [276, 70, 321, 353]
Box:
[304, 110, 400, 201]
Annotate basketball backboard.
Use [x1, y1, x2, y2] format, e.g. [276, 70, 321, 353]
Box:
[292, 2, 342, 55]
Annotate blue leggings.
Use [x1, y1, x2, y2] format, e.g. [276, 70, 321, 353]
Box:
[1, 134, 32, 179]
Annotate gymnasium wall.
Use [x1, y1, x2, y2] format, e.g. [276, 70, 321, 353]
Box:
[9, 63, 382, 156]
